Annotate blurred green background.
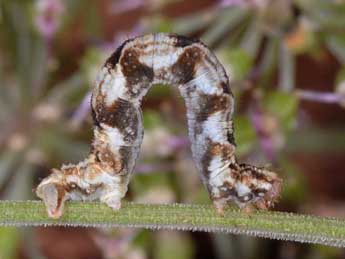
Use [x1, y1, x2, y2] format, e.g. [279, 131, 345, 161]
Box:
[1, 0, 345, 258]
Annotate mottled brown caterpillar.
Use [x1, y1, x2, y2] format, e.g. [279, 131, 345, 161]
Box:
[36, 33, 282, 218]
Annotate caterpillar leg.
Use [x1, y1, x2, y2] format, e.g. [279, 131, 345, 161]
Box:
[36, 154, 130, 218]
[209, 161, 282, 215]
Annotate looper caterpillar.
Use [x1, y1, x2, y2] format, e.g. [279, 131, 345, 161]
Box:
[36, 33, 282, 218]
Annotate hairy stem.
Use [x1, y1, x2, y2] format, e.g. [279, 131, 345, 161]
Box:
[0, 201, 344, 247]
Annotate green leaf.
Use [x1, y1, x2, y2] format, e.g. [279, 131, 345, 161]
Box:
[221, 48, 254, 81]
[335, 67, 345, 84]
[147, 83, 172, 98]
[0, 227, 20, 259]
[325, 34, 345, 65]
[233, 115, 257, 156]
[80, 47, 107, 83]
[130, 172, 172, 196]
[279, 157, 307, 204]
[153, 232, 193, 259]
[143, 111, 163, 129]
[133, 230, 154, 251]
[82, 2, 101, 38]
[263, 91, 298, 130]
[150, 17, 173, 33]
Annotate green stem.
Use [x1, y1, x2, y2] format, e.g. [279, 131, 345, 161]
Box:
[0, 201, 344, 247]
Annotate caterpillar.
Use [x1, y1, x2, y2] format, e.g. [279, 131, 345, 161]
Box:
[36, 33, 282, 218]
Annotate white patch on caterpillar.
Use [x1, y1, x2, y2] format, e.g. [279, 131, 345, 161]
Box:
[138, 53, 154, 68]
[235, 183, 251, 197]
[188, 71, 221, 95]
[202, 111, 228, 143]
[153, 47, 183, 71]
[103, 70, 128, 104]
[102, 125, 126, 148]
[209, 159, 232, 185]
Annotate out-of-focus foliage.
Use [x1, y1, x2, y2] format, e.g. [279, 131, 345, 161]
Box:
[0, 228, 19, 259]
[0, 0, 345, 258]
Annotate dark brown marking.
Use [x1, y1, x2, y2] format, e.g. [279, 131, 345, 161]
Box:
[201, 140, 234, 179]
[118, 146, 134, 174]
[227, 131, 236, 146]
[209, 143, 234, 159]
[91, 105, 100, 128]
[229, 161, 240, 171]
[66, 182, 103, 196]
[195, 94, 231, 122]
[252, 188, 267, 197]
[237, 193, 254, 202]
[111, 100, 139, 143]
[92, 80, 105, 128]
[105, 38, 134, 69]
[55, 184, 66, 212]
[220, 82, 231, 95]
[216, 186, 237, 200]
[209, 179, 237, 200]
[239, 164, 269, 182]
[95, 147, 123, 173]
[120, 49, 154, 84]
[171, 46, 202, 84]
[227, 119, 236, 146]
[169, 34, 200, 48]
[200, 139, 215, 178]
[94, 99, 139, 143]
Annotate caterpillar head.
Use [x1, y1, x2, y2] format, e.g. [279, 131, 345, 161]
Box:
[36, 169, 68, 219]
[212, 164, 282, 215]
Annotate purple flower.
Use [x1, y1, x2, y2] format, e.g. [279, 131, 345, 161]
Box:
[70, 92, 92, 128]
[35, 0, 65, 40]
[250, 106, 283, 162]
[218, 0, 271, 8]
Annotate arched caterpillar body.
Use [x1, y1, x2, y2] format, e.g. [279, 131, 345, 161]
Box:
[36, 33, 282, 218]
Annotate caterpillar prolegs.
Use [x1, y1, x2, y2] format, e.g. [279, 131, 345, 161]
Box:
[36, 33, 282, 218]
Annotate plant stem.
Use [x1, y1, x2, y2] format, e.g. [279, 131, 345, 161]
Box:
[0, 201, 344, 247]
[296, 90, 341, 104]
